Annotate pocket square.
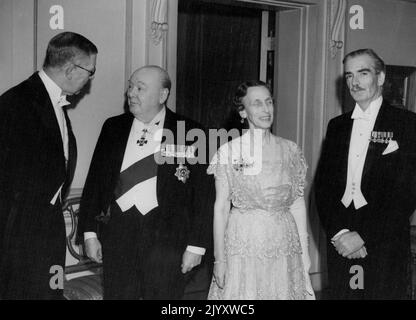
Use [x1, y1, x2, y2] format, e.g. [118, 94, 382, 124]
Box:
[382, 140, 399, 155]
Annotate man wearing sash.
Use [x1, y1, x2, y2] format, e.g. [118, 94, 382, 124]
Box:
[315, 49, 416, 299]
[78, 66, 213, 299]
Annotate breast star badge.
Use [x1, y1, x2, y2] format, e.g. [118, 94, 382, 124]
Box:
[175, 163, 190, 183]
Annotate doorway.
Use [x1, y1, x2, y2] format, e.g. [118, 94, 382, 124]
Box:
[177, 0, 264, 130]
[174, 0, 327, 297]
[177, 0, 269, 298]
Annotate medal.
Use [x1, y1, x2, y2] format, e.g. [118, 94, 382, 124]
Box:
[175, 163, 190, 183]
[137, 129, 149, 146]
[370, 131, 393, 144]
[161, 144, 196, 159]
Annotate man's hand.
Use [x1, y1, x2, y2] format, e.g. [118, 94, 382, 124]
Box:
[84, 238, 102, 263]
[346, 246, 368, 259]
[181, 251, 202, 274]
[333, 231, 365, 257]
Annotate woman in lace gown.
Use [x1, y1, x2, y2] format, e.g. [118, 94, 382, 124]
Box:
[207, 80, 315, 300]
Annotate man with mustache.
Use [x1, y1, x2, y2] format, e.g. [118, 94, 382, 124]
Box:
[315, 48, 416, 299]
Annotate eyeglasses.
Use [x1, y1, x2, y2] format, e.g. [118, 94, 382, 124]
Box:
[74, 64, 96, 77]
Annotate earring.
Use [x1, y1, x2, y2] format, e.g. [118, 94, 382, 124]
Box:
[240, 118, 245, 124]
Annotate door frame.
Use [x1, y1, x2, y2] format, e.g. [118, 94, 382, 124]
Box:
[157, 0, 346, 292]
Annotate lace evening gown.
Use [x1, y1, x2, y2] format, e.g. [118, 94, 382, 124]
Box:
[207, 133, 308, 300]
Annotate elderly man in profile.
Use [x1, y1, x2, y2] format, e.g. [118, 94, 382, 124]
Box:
[78, 65, 213, 299]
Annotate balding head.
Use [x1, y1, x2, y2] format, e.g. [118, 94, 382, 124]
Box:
[127, 65, 171, 122]
[135, 65, 171, 91]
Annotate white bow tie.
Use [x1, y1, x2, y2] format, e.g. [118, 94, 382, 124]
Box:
[351, 108, 370, 121]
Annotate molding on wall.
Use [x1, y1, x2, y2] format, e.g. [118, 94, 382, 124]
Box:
[298, 6, 307, 151]
[329, 0, 346, 59]
[147, 0, 167, 68]
[166, 0, 178, 112]
[130, 0, 147, 74]
[150, 0, 168, 45]
[33, 0, 38, 72]
[124, 0, 133, 90]
[144, 0, 178, 110]
[325, 0, 345, 124]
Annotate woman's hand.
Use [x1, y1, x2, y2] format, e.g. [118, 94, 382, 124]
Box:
[213, 261, 227, 289]
[304, 270, 316, 299]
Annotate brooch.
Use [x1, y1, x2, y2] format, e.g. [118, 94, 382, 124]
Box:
[232, 157, 254, 173]
[175, 163, 190, 183]
[369, 131, 393, 144]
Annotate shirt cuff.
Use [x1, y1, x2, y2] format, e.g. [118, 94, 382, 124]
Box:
[186, 245, 206, 255]
[84, 232, 98, 241]
[331, 229, 350, 242]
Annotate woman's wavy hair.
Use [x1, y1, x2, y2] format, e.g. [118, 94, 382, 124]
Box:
[233, 80, 271, 112]
[224, 80, 271, 132]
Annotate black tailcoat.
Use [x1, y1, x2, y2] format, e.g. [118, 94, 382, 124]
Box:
[315, 102, 416, 299]
[78, 108, 214, 299]
[0, 73, 76, 299]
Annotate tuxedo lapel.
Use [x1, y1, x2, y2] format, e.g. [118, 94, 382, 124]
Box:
[28, 73, 65, 158]
[156, 108, 178, 204]
[61, 108, 77, 197]
[361, 103, 391, 182]
[113, 113, 135, 175]
[338, 115, 354, 189]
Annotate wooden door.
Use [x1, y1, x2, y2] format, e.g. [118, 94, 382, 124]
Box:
[177, 0, 262, 129]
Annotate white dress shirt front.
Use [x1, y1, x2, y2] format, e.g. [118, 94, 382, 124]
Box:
[116, 107, 165, 214]
[84, 107, 205, 255]
[341, 96, 382, 210]
[334, 96, 382, 240]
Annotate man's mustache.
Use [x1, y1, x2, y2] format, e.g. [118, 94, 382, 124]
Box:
[350, 86, 365, 92]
